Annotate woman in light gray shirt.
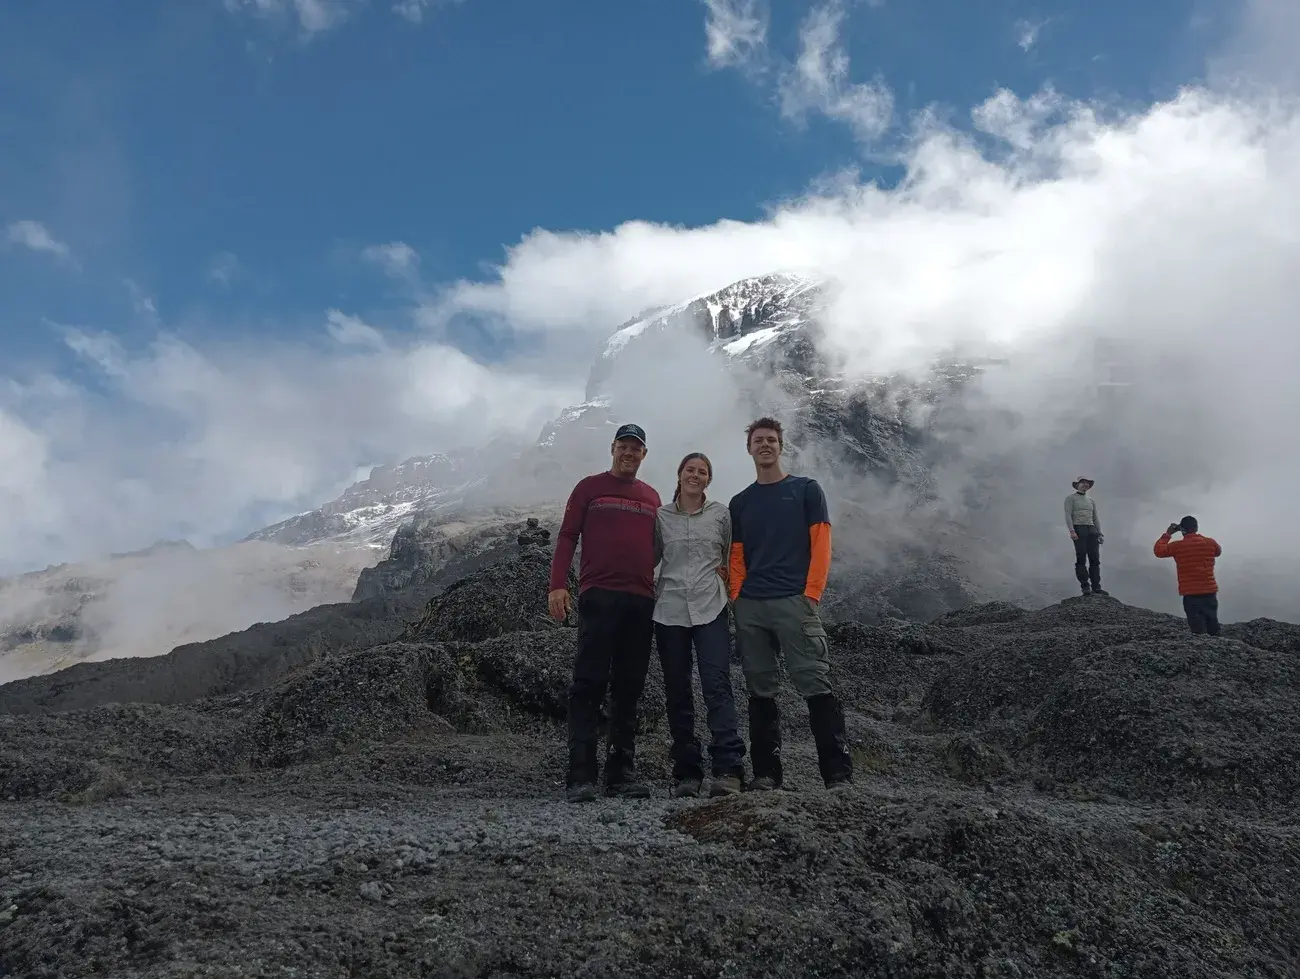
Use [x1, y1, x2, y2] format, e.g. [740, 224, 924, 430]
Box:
[653, 452, 746, 799]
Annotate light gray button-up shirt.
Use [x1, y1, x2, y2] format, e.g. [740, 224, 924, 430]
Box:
[653, 498, 732, 627]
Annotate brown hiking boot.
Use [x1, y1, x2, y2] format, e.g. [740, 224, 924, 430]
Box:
[708, 775, 742, 797]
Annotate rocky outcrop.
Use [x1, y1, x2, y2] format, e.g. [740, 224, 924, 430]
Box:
[404, 540, 568, 645]
[351, 506, 562, 602]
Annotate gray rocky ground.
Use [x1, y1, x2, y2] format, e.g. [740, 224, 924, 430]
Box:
[2, 538, 1299, 977]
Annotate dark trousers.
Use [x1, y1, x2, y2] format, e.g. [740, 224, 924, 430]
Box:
[1183, 593, 1221, 636]
[566, 588, 655, 788]
[654, 610, 745, 780]
[1072, 525, 1101, 589]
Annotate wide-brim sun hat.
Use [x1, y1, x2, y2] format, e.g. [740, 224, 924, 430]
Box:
[1071, 477, 1095, 489]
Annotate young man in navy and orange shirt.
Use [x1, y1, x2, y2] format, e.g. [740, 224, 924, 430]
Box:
[728, 416, 853, 791]
[548, 423, 662, 803]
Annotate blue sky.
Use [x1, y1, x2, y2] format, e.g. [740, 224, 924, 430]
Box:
[0, 0, 1287, 570]
[1, 0, 1227, 363]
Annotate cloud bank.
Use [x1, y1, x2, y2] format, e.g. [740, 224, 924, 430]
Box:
[440, 72, 1300, 617]
[0, 309, 576, 573]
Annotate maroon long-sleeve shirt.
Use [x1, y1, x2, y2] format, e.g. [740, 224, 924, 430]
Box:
[548, 472, 661, 598]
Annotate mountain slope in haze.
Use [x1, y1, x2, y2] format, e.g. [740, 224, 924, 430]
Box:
[0, 271, 1025, 682]
[0, 540, 379, 686]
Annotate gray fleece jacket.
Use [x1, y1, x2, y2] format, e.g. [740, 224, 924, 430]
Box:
[1064, 492, 1101, 533]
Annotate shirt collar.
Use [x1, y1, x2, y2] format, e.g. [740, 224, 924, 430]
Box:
[674, 496, 708, 515]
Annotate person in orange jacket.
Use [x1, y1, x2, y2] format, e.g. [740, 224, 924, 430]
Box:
[727, 416, 851, 792]
[1154, 515, 1222, 636]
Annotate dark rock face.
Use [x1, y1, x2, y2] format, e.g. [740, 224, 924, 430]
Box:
[1, 562, 1297, 977]
[351, 507, 561, 602]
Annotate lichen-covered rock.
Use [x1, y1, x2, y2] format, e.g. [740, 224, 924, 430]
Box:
[405, 548, 575, 644]
[921, 598, 1300, 811]
[1221, 617, 1300, 654]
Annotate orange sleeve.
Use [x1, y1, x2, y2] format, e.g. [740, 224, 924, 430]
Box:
[728, 542, 746, 601]
[806, 522, 831, 601]
[1153, 533, 1174, 558]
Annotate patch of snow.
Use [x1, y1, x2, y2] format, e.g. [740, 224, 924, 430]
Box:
[602, 320, 652, 357]
[722, 325, 785, 356]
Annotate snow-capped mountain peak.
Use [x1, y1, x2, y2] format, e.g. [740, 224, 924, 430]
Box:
[588, 271, 827, 398]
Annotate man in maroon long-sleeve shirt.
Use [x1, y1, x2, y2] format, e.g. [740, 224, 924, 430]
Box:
[548, 423, 662, 803]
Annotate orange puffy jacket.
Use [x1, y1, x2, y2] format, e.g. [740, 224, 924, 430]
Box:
[1153, 532, 1221, 596]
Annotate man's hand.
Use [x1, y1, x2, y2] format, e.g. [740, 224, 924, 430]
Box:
[547, 588, 572, 622]
[1166, 523, 1181, 535]
[1069, 530, 1078, 541]
[1096, 534, 1104, 545]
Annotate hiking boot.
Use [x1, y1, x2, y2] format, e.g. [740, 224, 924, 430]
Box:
[1091, 587, 1109, 596]
[748, 696, 784, 788]
[808, 693, 854, 788]
[709, 775, 743, 797]
[566, 783, 597, 804]
[826, 778, 852, 794]
[746, 776, 780, 792]
[1080, 583, 1091, 596]
[604, 781, 652, 799]
[671, 778, 702, 799]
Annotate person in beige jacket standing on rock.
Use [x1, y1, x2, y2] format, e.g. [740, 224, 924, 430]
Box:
[1065, 477, 1108, 596]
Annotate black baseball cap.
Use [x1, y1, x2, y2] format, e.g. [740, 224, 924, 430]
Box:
[613, 423, 646, 445]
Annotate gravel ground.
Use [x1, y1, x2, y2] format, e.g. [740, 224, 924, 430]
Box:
[2, 551, 1299, 977]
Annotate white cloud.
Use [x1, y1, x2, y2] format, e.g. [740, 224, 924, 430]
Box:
[435, 84, 1300, 618]
[777, 3, 893, 144]
[122, 278, 159, 320]
[0, 305, 576, 572]
[393, 0, 429, 23]
[5, 220, 72, 260]
[324, 309, 386, 349]
[702, 1, 892, 146]
[702, 0, 768, 70]
[393, 0, 463, 24]
[225, 0, 459, 34]
[207, 252, 242, 287]
[223, 0, 358, 36]
[1015, 18, 1046, 52]
[362, 241, 420, 279]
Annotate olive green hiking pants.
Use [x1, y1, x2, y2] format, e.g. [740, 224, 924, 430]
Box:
[732, 594, 833, 699]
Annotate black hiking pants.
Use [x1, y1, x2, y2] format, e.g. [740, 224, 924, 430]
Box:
[1182, 592, 1221, 636]
[1072, 524, 1102, 590]
[654, 609, 745, 781]
[566, 587, 654, 789]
